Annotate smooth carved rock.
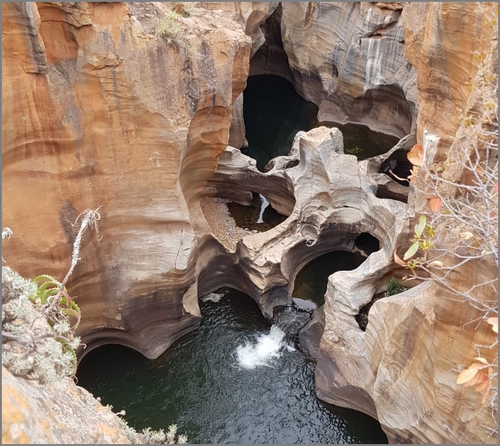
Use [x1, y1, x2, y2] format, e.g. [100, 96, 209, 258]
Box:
[318, 277, 498, 444]
[203, 126, 409, 321]
[278, 2, 418, 138]
[315, 4, 499, 444]
[2, 1, 251, 360]
[402, 2, 498, 152]
[3, 2, 497, 445]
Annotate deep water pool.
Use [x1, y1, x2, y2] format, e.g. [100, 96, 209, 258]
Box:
[77, 288, 387, 444]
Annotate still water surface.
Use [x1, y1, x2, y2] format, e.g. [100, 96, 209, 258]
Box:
[293, 251, 367, 307]
[77, 289, 387, 444]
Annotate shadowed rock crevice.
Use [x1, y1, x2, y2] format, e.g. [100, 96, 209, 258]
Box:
[242, 75, 318, 171]
[292, 250, 367, 308]
[201, 125, 411, 322]
[248, 3, 293, 82]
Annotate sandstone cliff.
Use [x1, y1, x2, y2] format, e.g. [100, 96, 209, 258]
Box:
[2, 2, 497, 445]
[2, 1, 250, 359]
[314, 3, 498, 444]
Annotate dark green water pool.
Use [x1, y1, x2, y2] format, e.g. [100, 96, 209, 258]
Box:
[293, 251, 367, 307]
[317, 121, 399, 160]
[243, 75, 318, 171]
[227, 193, 288, 232]
[77, 288, 387, 444]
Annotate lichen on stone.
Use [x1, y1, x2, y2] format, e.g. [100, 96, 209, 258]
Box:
[2, 267, 78, 384]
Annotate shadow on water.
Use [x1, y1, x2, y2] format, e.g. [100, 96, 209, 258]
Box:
[243, 75, 318, 171]
[77, 288, 387, 444]
[293, 251, 367, 307]
[317, 121, 400, 160]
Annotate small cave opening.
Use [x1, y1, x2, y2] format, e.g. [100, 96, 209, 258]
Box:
[355, 277, 409, 331]
[242, 75, 318, 171]
[355, 292, 385, 331]
[226, 192, 288, 232]
[378, 148, 413, 186]
[355, 232, 380, 255]
[292, 251, 366, 308]
[316, 121, 400, 160]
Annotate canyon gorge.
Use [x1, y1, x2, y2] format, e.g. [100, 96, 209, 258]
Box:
[2, 2, 498, 444]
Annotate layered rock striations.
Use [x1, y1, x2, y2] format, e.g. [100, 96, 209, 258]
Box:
[2, 2, 497, 445]
[402, 2, 498, 153]
[247, 2, 417, 139]
[201, 127, 409, 320]
[314, 3, 498, 444]
[2, 2, 250, 359]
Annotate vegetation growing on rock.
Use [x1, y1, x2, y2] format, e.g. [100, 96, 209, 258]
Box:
[396, 5, 498, 431]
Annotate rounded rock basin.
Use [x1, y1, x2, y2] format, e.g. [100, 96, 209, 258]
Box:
[77, 288, 387, 444]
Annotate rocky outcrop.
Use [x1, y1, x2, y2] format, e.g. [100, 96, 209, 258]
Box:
[2, 366, 131, 444]
[402, 2, 498, 153]
[1, 266, 132, 444]
[2, 2, 251, 359]
[3, 2, 497, 445]
[201, 126, 409, 320]
[202, 2, 418, 145]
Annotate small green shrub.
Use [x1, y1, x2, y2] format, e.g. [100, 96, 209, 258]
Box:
[2, 267, 81, 383]
[345, 145, 362, 156]
[155, 10, 182, 43]
[386, 277, 405, 296]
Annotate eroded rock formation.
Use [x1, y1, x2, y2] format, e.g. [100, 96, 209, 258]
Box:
[2, 1, 251, 359]
[243, 2, 417, 139]
[201, 126, 409, 321]
[2, 1, 497, 445]
[314, 3, 498, 444]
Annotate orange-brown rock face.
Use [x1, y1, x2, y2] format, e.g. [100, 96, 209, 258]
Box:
[2, 2, 251, 359]
[315, 3, 498, 444]
[402, 2, 498, 152]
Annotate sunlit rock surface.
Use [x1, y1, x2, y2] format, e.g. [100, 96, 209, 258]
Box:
[314, 3, 498, 444]
[2, 2, 497, 445]
[2, 1, 251, 359]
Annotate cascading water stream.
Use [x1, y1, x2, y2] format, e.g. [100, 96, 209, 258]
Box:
[235, 325, 294, 370]
[256, 194, 269, 224]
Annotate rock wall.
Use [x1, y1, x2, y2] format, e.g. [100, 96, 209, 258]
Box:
[2, 2, 251, 359]
[2, 2, 497, 445]
[203, 2, 418, 143]
[402, 2, 498, 153]
[314, 3, 498, 444]
[244, 2, 417, 139]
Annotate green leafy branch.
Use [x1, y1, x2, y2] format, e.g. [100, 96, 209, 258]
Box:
[394, 215, 437, 270]
[30, 275, 81, 330]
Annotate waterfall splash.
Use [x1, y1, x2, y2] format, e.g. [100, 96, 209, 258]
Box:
[235, 325, 292, 369]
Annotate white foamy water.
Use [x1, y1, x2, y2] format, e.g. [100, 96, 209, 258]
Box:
[235, 325, 289, 369]
[256, 194, 270, 224]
